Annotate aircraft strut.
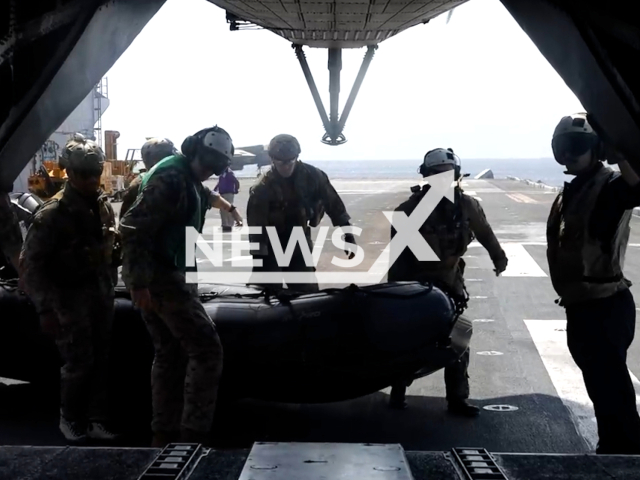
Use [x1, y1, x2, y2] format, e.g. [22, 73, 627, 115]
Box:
[294, 44, 377, 146]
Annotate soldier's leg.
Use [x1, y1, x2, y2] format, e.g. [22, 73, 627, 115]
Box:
[444, 347, 479, 416]
[54, 302, 93, 440]
[566, 289, 640, 454]
[389, 380, 411, 410]
[142, 306, 187, 444]
[86, 291, 113, 422]
[151, 284, 223, 436]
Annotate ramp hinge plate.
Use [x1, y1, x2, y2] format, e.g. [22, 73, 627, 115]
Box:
[451, 447, 509, 480]
[138, 443, 204, 480]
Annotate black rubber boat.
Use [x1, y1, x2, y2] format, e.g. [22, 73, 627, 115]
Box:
[0, 192, 472, 408]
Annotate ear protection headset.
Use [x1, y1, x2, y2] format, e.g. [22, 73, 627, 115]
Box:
[181, 126, 235, 159]
[419, 148, 462, 180]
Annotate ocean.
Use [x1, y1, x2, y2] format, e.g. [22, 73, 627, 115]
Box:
[235, 158, 570, 187]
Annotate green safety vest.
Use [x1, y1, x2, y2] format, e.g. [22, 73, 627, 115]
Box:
[139, 154, 209, 272]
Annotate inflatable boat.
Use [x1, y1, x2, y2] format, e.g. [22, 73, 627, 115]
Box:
[0, 192, 472, 406]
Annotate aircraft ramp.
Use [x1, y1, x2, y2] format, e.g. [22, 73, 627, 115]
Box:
[2, 442, 639, 479]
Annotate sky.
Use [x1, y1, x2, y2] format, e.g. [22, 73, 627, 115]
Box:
[100, 0, 585, 161]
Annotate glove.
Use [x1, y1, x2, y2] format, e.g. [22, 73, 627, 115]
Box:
[493, 256, 508, 276]
[342, 232, 356, 259]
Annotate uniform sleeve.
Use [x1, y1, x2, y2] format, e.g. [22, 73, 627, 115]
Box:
[591, 174, 640, 243]
[19, 208, 60, 313]
[318, 170, 351, 226]
[0, 192, 23, 264]
[119, 181, 140, 223]
[203, 185, 220, 210]
[119, 171, 188, 288]
[246, 184, 270, 255]
[465, 195, 506, 262]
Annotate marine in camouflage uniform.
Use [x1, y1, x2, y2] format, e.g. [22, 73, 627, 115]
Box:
[19, 134, 120, 442]
[119, 138, 177, 222]
[247, 134, 355, 292]
[0, 183, 23, 275]
[387, 148, 508, 416]
[120, 126, 241, 447]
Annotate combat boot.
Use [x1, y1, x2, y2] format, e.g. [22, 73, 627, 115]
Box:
[447, 399, 480, 417]
[59, 416, 87, 443]
[87, 422, 120, 441]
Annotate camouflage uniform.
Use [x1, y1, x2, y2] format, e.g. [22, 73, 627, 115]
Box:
[19, 137, 119, 431]
[0, 188, 23, 273]
[120, 155, 223, 436]
[388, 184, 506, 408]
[119, 175, 142, 222]
[247, 161, 351, 292]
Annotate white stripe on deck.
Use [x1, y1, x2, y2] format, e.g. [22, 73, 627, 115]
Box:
[506, 193, 538, 204]
[500, 243, 547, 277]
[525, 320, 640, 451]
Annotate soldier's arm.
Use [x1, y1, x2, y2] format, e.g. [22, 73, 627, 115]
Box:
[246, 186, 270, 256]
[465, 195, 506, 263]
[119, 172, 187, 288]
[0, 193, 23, 271]
[19, 208, 59, 313]
[318, 170, 351, 226]
[119, 181, 140, 223]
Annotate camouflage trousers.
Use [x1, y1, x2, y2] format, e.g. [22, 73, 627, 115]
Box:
[143, 282, 223, 434]
[53, 290, 114, 423]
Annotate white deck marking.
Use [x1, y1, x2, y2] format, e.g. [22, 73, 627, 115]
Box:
[506, 193, 538, 204]
[525, 320, 640, 451]
[500, 243, 547, 277]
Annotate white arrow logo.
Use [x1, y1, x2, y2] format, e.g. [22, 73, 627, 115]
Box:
[380, 169, 455, 273]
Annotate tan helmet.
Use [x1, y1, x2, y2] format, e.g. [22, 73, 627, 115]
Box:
[552, 112, 596, 138]
[551, 113, 604, 161]
[268, 134, 301, 162]
[141, 137, 177, 170]
[59, 133, 105, 171]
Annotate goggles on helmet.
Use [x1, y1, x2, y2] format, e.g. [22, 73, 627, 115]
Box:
[552, 133, 598, 163]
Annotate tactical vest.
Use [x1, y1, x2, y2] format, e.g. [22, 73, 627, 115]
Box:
[50, 184, 117, 285]
[416, 186, 473, 267]
[139, 154, 209, 272]
[258, 164, 325, 233]
[547, 166, 631, 305]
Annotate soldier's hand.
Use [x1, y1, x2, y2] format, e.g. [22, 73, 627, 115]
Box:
[131, 288, 153, 312]
[342, 233, 357, 259]
[231, 208, 243, 227]
[493, 256, 508, 276]
[39, 311, 59, 337]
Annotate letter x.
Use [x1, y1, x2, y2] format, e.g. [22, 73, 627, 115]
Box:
[383, 170, 455, 270]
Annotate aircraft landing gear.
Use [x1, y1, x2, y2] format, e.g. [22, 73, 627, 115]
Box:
[294, 44, 377, 146]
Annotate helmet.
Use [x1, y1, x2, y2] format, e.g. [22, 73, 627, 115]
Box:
[141, 137, 177, 169]
[268, 134, 301, 162]
[59, 133, 105, 172]
[181, 126, 234, 162]
[552, 112, 604, 161]
[419, 148, 461, 178]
